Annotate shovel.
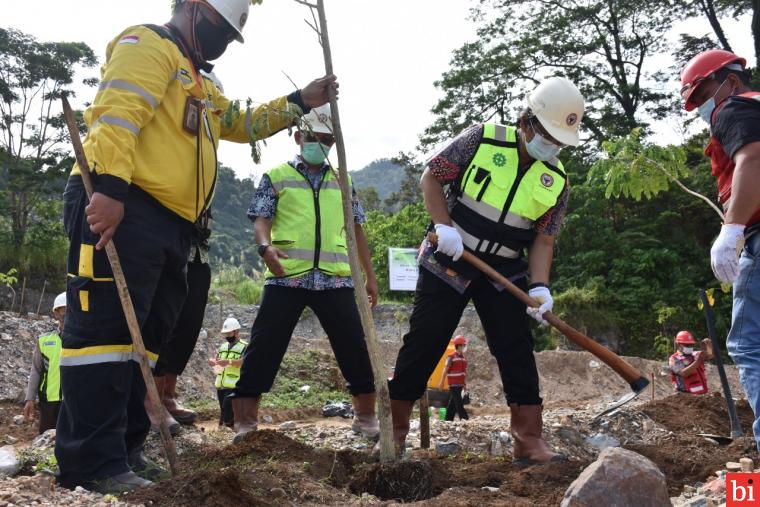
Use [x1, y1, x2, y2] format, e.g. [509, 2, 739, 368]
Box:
[427, 234, 649, 417]
[700, 289, 743, 440]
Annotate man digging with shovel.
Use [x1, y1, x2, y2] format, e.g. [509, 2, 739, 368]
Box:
[386, 77, 585, 464]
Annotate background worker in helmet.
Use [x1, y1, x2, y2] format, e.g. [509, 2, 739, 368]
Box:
[23, 293, 66, 434]
[57, 0, 337, 494]
[385, 77, 584, 464]
[669, 331, 713, 395]
[148, 70, 226, 436]
[680, 50, 760, 448]
[232, 104, 380, 443]
[208, 317, 247, 428]
[438, 335, 469, 421]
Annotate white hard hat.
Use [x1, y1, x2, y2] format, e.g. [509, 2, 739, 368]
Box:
[527, 77, 585, 147]
[206, 0, 251, 43]
[53, 292, 66, 311]
[303, 104, 333, 135]
[221, 317, 241, 333]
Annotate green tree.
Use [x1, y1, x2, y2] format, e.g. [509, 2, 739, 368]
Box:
[423, 0, 675, 147]
[383, 152, 423, 212]
[209, 165, 259, 269]
[0, 27, 96, 249]
[356, 186, 381, 213]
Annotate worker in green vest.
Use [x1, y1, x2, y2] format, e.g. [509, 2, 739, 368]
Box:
[24, 292, 66, 434]
[208, 316, 247, 427]
[231, 104, 379, 443]
[385, 77, 585, 463]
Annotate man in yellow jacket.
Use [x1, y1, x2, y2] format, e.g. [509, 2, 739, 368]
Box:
[56, 0, 336, 494]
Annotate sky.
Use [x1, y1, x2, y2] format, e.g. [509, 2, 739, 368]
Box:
[4, 2, 756, 182]
[5, 0, 475, 181]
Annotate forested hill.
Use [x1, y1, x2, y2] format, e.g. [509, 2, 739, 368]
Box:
[349, 158, 405, 199]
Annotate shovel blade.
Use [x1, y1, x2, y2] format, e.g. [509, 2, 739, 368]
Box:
[594, 378, 650, 419]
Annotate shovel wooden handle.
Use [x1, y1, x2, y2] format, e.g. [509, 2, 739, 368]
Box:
[428, 233, 648, 391]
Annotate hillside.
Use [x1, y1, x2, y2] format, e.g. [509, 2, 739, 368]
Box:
[348, 158, 405, 199]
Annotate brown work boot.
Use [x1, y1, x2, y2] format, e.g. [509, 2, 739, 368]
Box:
[372, 399, 414, 458]
[145, 375, 181, 437]
[509, 403, 566, 465]
[351, 393, 380, 440]
[232, 396, 260, 444]
[162, 374, 197, 425]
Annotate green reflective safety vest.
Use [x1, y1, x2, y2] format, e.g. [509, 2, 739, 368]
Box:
[265, 163, 351, 278]
[450, 123, 567, 261]
[215, 340, 247, 389]
[38, 332, 62, 402]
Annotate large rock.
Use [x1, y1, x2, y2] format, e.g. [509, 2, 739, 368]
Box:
[0, 445, 21, 477]
[561, 447, 669, 507]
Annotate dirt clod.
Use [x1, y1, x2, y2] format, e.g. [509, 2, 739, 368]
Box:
[350, 461, 433, 502]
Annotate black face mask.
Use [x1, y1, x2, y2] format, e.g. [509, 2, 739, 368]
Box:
[225, 335, 237, 344]
[195, 14, 232, 61]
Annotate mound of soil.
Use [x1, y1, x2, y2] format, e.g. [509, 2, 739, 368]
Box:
[0, 401, 39, 443]
[641, 392, 754, 435]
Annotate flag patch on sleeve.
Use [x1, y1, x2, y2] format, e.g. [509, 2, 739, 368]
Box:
[118, 35, 140, 45]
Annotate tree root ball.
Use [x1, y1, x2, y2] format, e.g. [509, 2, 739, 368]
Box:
[350, 461, 434, 502]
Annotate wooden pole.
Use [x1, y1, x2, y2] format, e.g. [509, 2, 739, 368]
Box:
[36, 280, 47, 317]
[18, 277, 27, 316]
[310, 0, 395, 462]
[419, 392, 430, 450]
[61, 96, 179, 475]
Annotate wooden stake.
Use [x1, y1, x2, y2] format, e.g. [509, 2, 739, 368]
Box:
[301, 0, 395, 462]
[18, 277, 26, 316]
[61, 96, 179, 476]
[36, 280, 47, 317]
[419, 392, 430, 450]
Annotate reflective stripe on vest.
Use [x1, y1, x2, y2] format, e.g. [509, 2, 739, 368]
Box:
[706, 92, 760, 227]
[215, 340, 247, 389]
[450, 124, 567, 260]
[38, 332, 62, 402]
[266, 163, 351, 278]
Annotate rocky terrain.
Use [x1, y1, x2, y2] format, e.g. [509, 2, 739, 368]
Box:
[0, 307, 753, 506]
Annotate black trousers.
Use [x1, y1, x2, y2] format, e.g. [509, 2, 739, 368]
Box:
[235, 285, 375, 397]
[445, 386, 469, 421]
[216, 388, 234, 427]
[388, 267, 541, 406]
[56, 177, 191, 488]
[38, 400, 61, 434]
[154, 256, 211, 376]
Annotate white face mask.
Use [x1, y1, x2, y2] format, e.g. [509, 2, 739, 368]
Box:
[682, 347, 694, 355]
[698, 79, 732, 124]
[525, 119, 562, 161]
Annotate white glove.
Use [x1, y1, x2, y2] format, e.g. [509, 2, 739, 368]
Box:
[527, 286, 553, 326]
[434, 223, 464, 261]
[710, 224, 745, 284]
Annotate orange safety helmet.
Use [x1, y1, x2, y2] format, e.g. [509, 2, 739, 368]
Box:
[452, 335, 467, 346]
[680, 49, 747, 111]
[675, 330, 697, 345]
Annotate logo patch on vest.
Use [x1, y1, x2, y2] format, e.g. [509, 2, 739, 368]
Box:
[492, 153, 507, 167]
[540, 173, 554, 187]
[566, 113, 578, 126]
[43, 341, 57, 347]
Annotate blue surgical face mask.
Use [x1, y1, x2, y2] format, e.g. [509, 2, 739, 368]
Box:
[301, 142, 331, 165]
[682, 347, 694, 355]
[525, 132, 561, 162]
[698, 79, 732, 125]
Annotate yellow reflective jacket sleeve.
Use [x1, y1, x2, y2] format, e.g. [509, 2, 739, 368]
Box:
[78, 26, 175, 200]
[214, 91, 302, 143]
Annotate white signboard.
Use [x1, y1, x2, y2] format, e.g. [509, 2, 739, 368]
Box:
[388, 248, 419, 291]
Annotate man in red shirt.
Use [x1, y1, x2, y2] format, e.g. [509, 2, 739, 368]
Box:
[438, 335, 469, 421]
[680, 49, 760, 449]
[669, 331, 713, 395]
